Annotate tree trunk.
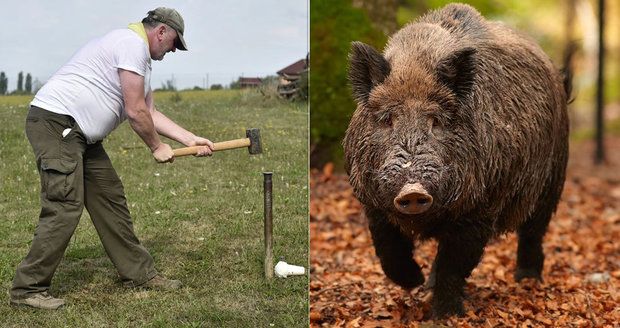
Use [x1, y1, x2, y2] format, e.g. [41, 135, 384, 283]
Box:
[595, 0, 605, 164]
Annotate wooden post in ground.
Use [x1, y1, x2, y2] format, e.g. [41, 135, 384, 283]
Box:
[263, 172, 274, 279]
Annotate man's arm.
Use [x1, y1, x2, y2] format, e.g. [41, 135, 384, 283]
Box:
[119, 69, 174, 163]
[145, 90, 214, 156]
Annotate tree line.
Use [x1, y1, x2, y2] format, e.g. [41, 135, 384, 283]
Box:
[0, 71, 37, 95]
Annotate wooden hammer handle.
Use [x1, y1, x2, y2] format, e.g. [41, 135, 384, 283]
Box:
[172, 138, 251, 157]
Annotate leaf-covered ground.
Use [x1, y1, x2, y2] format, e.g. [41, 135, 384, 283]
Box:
[310, 137, 619, 327]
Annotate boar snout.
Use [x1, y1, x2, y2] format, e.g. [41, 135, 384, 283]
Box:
[394, 183, 433, 214]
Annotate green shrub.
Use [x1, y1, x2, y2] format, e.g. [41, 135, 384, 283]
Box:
[309, 0, 386, 166]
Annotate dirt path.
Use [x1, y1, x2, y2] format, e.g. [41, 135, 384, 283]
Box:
[310, 138, 620, 327]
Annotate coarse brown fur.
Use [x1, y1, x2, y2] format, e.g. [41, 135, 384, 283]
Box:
[343, 3, 570, 318]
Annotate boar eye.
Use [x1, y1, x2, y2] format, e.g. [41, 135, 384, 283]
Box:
[431, 117, 443, 136]
[375, 111, 393, 127]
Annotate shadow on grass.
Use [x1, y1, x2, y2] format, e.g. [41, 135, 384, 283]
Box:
[54, 259, 116, 295]
[52, 231, 195, 296]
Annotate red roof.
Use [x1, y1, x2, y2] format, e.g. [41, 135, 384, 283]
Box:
[277, 59, 307, 76]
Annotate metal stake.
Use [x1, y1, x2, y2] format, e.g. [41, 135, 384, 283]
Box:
[263, 172, 273, 279]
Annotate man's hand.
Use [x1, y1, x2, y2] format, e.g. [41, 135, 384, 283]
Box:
[152, 142, 175, 163]
[150, 109, 215, 157]
[189, 136, 215, 157]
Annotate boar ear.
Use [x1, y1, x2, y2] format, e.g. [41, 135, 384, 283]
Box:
[348, 41, 391, 105]
[437, 47, 477, 99]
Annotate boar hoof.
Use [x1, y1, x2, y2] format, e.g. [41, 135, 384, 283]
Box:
[514, 267, 543, 282]
[386, 265, 425, 289]
[403, 272, 425, 290]
[394, 183, 433, 214]
[432, 299, 465, 319]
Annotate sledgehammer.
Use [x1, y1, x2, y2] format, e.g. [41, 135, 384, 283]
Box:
[172, 128, 262, 157]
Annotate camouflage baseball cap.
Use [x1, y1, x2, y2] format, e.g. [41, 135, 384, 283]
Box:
[146, 7, 187, 51]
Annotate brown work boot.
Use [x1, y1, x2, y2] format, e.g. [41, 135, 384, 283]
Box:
[10, 292, 65, 310]
[138, 275, 183, 291]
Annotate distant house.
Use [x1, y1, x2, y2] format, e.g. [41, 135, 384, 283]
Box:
[277, 57, 308, 99]
[277, 58, 307, 84]
[239, 77, 262, 88]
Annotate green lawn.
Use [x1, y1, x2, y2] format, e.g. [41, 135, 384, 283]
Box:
[0, 90, 309, 327]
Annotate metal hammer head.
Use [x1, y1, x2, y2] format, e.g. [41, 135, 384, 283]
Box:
[246, 128, 262, 154]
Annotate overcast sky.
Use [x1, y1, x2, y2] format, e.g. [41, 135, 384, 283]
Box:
[0, 0, 308, 91]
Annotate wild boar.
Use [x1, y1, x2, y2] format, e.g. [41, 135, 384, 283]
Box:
[343, 3, 570, 318]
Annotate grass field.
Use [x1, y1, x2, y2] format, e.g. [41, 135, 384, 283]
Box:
[0, 90, 309, 327]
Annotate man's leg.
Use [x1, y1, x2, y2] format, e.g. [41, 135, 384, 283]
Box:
[11, 107, 86, 304]
[82, 142, 158, 286]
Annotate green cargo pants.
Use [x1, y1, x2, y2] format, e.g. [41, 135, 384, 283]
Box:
[11, 106, 157, 299]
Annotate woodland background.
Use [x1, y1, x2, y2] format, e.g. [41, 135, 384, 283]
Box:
[310, 0, 620, 166]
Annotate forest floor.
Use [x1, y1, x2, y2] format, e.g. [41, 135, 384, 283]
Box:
[310, 137, 619, 327]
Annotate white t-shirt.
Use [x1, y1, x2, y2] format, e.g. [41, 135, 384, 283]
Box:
[31, 28, 151, 144]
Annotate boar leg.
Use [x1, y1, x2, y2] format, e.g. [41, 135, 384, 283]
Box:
[432, 227, 490, 318]
[515, 204, 554, 281]
[366, 207, 424, 289]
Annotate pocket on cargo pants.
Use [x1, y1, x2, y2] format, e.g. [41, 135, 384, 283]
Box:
[41, 158, 78, 201]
